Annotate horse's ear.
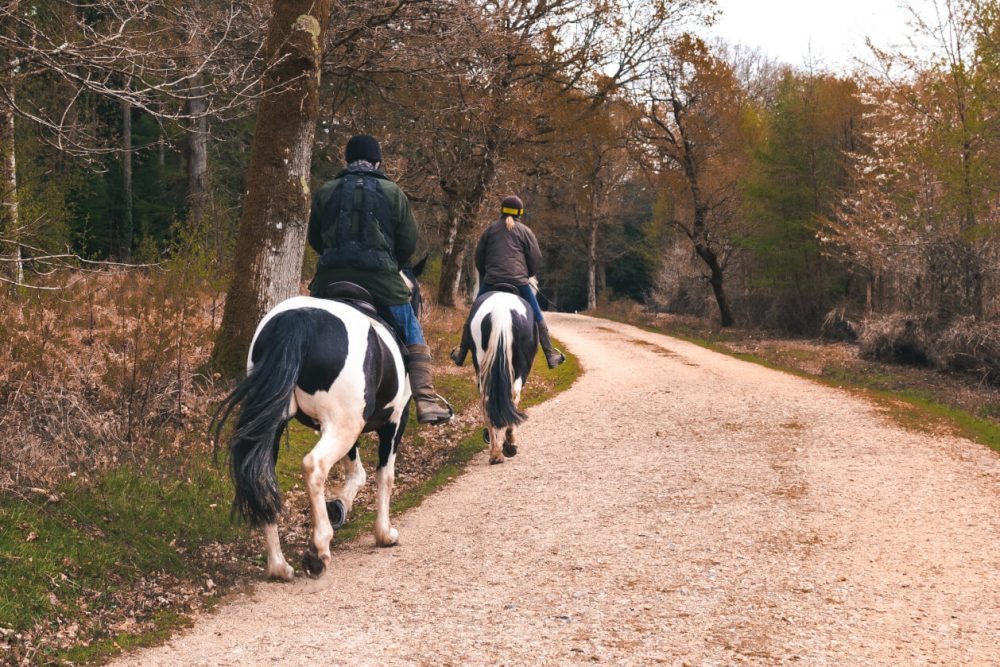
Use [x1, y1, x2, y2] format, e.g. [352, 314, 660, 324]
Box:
[412, 255, 429, 278]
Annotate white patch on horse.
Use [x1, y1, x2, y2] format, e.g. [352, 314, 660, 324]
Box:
[469, 292, 527, 361]
[374, 454, 399, 546]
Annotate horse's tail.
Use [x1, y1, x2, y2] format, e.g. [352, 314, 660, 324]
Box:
[211, 310, 310, 526]
[478, 304, 527, 429]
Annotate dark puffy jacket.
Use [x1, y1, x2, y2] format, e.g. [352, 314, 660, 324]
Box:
[307, 166, 417, 305]
[474, 217, 542, 287]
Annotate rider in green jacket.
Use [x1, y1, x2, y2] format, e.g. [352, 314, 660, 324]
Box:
[307, 134, 451, 425]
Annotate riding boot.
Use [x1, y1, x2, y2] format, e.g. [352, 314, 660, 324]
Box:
[449, 326, 473, 367]
[536, 320, 566, 369]
[406, 344, 453, 425]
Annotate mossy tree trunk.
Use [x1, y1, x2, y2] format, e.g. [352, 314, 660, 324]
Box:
[213, 1, 333, 376]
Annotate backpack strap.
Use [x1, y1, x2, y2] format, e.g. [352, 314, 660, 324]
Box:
[360, 175, 396, 264]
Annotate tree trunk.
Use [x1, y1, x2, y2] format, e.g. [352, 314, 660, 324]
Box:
[213, 1, 332, 376]
[438, 220, 473, 307]
[587, 218, 598, 311]
[437, 190, 490, 307]
[121, 99, 133, 261]
[0, 2, 19, 288]
[436, 151, 498, 306]
[0, 93, 19, 288]
[694, 242, 734, 327]
[186, 72, 210, 227]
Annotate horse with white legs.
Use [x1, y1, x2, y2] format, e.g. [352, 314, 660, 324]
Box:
[212, 272, 423, 580]
[464, 288, 539, 464]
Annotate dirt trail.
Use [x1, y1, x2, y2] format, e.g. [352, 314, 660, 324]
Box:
[120, 313, 1000, 666]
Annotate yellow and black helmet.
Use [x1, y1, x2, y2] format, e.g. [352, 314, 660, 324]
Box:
[500, 195, 524, 217]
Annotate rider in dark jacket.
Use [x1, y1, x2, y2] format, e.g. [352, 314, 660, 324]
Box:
[450, 195, 565, 369]
[307, 134, 451, 425]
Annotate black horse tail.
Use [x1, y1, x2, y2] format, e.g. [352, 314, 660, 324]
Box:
[211, 310, 311, 526]
[478, 305, 527, 429]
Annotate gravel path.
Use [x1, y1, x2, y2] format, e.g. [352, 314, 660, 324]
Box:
[121, 313, 1000, 666]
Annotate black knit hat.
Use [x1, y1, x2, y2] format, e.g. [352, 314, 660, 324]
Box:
[345, 134, 382, 164]
[500, 195, 524, 217]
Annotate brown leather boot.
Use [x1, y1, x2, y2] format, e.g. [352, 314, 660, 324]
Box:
[406, 344, 453, 425]
[536, 320, 565, 369]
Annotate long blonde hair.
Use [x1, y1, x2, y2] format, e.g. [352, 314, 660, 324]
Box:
[504, 215, 515, 230]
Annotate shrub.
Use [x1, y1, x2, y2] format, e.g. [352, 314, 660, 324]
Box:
[0, 267, 222, 493]
[929, 317, 1000, 384]
[858, 313, 936, 366]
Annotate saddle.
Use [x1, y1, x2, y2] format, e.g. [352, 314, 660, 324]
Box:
[484, 282, 521, 296]
[316, 281, 380, 318]
[315, 281, 406, 349]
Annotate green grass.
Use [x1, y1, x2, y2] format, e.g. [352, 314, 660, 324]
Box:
[0, 463, 236, 629]
[58, 611, 194, 664]
[0, 457, 240, 665]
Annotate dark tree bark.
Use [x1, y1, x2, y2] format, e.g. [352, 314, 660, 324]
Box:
[213, 1, 333, 375]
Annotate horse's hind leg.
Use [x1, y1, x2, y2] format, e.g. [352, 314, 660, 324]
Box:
[503, 426, 518, 458]
[327, 442, 365, 529]
[373, 405, 408, 546]
[502, 381, 522, 458]
[263, 423, 294, 580]
[263, 523, 294, 580]
[302, 424, 358, 577]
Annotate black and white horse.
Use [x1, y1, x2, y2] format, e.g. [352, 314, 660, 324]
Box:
[464, 289, 538, 464]
[212, 267, 425, 580]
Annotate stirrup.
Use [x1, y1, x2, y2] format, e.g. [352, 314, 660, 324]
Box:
[416, 393, 454, 425]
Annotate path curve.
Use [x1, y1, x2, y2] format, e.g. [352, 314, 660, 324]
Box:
[121, 313, 1000, 666]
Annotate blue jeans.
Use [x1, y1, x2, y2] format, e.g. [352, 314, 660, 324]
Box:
[478, 283, 544, 323]
[387, 303, 425, 345]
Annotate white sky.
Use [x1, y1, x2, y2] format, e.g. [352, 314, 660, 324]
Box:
[706, 0, 936, 72]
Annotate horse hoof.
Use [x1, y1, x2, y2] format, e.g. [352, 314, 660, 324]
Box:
[267, 562, 295, 581]
[503, 443, 518, 458]
[489, 456, 504, 465]
[301, 548, 326, 578]
[376, 527, 399, 547]
[326, 499, 346, 529]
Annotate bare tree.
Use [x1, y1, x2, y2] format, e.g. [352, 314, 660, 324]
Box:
[637, 36, 752, 327]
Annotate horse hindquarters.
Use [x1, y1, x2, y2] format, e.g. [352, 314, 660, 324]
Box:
[477, 305, 528, 464]
[215, 310, 317, 527]
[212, 309, 319, 579]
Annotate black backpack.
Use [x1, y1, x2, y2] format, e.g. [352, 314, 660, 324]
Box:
[317, 172, 397, 272]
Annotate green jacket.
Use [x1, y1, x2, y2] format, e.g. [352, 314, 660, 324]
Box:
[307, 166, 418, 306]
